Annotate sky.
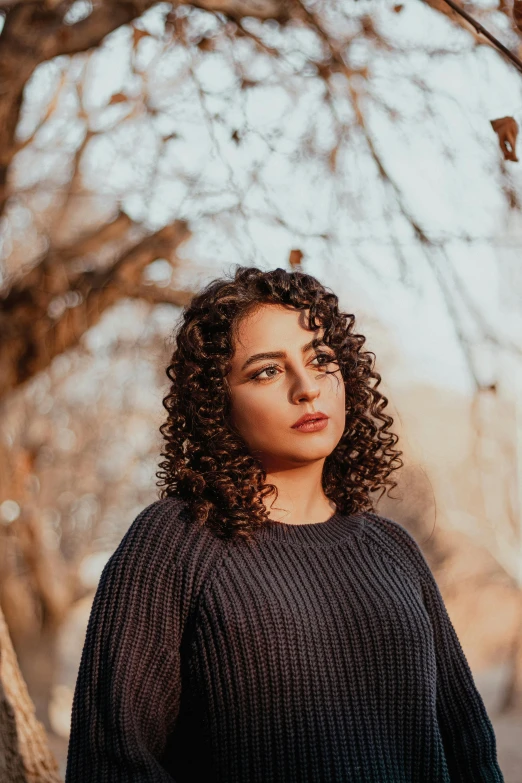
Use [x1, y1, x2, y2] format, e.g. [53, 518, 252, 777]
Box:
[6, 0, 522, 398]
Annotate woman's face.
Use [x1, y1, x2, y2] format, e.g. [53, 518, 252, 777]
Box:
[226, 303, 346, 471]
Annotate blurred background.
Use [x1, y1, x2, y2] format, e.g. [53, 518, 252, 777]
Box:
[1, 0, 522, 779]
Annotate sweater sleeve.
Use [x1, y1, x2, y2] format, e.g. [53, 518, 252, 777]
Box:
[65, 498, 196, 783]
[418, 559, 504, 782]
[364, 512, 504, 783]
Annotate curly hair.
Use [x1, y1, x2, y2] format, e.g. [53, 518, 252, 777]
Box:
[156, 265, 403, 542]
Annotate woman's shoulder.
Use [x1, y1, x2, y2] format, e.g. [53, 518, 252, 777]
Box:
[116, 496, 190, 547]
[360, 509, 430, 580]
[79, 498, 226, 693]
[107, 495, 225, 583]
[121, 495, 190, 535]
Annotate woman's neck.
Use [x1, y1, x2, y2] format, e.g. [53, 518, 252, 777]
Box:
[262, 462, 336, 525]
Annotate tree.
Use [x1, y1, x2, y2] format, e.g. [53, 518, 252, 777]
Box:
[0, 602, 61, 782]
[1, 0, 521, 393]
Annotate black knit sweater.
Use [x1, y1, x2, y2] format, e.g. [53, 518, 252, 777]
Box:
[65, 497, 504, 782]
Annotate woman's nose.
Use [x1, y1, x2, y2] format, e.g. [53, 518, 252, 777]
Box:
[291, 374, 320, 404]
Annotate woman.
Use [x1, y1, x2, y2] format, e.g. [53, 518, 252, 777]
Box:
[65, 266, 504, 782]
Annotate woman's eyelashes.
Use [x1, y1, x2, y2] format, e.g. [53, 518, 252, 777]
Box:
[250, 352, 338, 382]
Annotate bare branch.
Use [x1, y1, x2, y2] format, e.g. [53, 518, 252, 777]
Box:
[0, 219, 192, 399]
[181, 0, 288, 23]
[119, 280, 195, 306]
[437, 0, 522, 76]
[3, 210, 136, 294]
[59, 210, 136, 260]
[0, 0, 293, 217]
[0, 602, 62, 782]
[52, 1, 156, 57]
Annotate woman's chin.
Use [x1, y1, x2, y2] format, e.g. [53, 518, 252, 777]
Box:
[265, 445, 337, 466]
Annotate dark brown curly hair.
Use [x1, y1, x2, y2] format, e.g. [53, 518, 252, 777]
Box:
[156, 265, 403, 542]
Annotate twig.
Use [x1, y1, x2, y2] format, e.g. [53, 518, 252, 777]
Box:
[439, 0, 522, 76]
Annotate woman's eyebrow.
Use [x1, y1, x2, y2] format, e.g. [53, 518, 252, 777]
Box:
[240, 337, 326, 371]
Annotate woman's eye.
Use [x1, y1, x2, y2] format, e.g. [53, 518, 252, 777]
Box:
[251, 353, 337, 382]
[251, 365, 279, 381]
[315, 352, 336, 366]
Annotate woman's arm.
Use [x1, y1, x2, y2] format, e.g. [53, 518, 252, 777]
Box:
[65, 500, 191, 782]
[419, 565, 504, 782]
[363, 512, 504, 783]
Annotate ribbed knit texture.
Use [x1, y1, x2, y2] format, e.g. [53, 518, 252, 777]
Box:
[65, 497, 504, 782]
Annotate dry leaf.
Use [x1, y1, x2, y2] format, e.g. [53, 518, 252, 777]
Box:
[197, 36, 215, 52]
[132, 27, 151, 48]
[289, 249, 303, 268]
[490, 116, 519, 162]
[109, 92, 128, 105]
[315, 61, 333, 80]
[163, 132, 180, 142]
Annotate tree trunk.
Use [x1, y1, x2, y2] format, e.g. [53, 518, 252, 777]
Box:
[0, 604, 62, 783]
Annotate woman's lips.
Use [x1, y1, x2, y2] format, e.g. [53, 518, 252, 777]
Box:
[292, 418, 329, 433]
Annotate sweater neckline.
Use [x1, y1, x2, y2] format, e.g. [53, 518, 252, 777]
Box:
[253, 510, 365, 545]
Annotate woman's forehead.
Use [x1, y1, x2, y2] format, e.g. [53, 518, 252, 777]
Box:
[232, 306, 323, 353]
